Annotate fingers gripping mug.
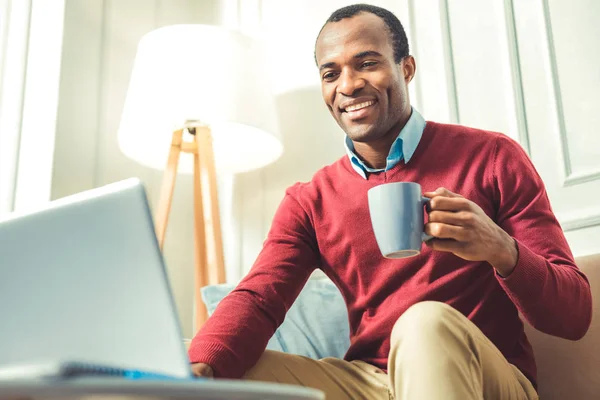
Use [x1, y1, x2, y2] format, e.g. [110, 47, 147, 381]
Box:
[367, 182, 433, 259]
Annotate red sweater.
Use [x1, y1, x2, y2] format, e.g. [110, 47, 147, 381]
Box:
[188, 122, 592, 386]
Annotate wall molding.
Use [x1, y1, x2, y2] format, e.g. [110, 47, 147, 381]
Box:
[438, 0, 460, 124]
[541, 0, 571, 179]
[93, 0, 107, 188]
[542, 0, 600, 188]
[503, 0, 531, 155]
[0, 0, 32, 215]
[561, 211, 600, 232]
[406, 0, 424, 114]
[564, 169, 600, 187]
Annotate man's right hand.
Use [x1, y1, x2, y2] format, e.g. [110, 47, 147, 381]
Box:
[191, 363, 215, 378]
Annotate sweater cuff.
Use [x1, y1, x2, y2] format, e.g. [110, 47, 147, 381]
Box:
[495, 239, 548, 306]
[187, 340, 243, 379]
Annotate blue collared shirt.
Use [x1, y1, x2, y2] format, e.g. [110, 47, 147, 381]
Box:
[344, 108, 426, 179]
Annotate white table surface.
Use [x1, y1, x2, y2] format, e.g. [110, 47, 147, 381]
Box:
[0, 377, 325, 400]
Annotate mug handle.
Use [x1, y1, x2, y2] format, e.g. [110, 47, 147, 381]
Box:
[421, 196, 434, 242]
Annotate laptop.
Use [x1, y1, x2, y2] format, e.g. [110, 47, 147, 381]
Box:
[0, 178, 194, 381]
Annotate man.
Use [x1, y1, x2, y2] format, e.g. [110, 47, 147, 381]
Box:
[188, 4, 592, 399]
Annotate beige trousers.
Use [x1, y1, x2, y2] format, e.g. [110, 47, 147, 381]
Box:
[243, 301, 539, 400]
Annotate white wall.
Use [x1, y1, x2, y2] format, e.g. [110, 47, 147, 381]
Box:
[52, 0, 600, 337]
[52, 0, 224, 338]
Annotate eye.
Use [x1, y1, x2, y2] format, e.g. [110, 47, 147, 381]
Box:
[322, 71, 339, 81]
[361, 61, 378, 68]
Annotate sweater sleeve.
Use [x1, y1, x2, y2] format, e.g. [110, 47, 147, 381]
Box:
[492, 135, 592, 340]
[187, 185, 318, 378]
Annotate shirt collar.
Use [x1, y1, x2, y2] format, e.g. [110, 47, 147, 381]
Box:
[344, 107, 426, 179]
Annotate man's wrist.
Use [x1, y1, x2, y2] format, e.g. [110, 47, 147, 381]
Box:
[491, 233, 518, 277]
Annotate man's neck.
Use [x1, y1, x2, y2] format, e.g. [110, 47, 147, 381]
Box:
[352, 112, 411, 169]
[352, 137, 396, 169]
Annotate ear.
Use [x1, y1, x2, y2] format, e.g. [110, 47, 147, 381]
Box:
[401, 55, 416, 84]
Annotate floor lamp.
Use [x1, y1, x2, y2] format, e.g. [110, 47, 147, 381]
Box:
[117, 25, 282, 331]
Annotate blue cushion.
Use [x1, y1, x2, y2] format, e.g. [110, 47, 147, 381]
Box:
[201, 278, 351, 360]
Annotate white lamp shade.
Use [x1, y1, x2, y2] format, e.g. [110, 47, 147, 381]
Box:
[117, 25, 282, 174]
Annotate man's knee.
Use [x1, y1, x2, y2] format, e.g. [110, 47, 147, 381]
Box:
[391, 301, 459, 344]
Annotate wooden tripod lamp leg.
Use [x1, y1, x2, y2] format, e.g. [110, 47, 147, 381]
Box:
[192, 126, 227, 330]
[154, 125, 227, 331]
[192, 136, 210, 329]
[155, 129, 184, 250]
[195, 126, 226, 285]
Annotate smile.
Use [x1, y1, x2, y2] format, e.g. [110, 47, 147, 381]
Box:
[344, 100, 376, 113]
[341, 99, 378, 121]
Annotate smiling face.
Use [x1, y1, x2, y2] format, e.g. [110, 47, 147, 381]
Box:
[315, 12, 414, 144]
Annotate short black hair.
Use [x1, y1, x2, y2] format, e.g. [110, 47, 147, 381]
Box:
[315, 4, 410, 65]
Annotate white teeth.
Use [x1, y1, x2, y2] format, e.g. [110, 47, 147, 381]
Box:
[345, 100, 375, 112]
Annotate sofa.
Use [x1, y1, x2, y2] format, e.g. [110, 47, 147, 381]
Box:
[202, 254, 600, 399]
[524, 254, 600, 399]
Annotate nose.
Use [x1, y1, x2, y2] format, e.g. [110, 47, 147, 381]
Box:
[337, 68, 365, 97]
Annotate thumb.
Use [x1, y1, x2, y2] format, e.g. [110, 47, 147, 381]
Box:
[191, 363, 215, 378]
[424, 187, 461, 198]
